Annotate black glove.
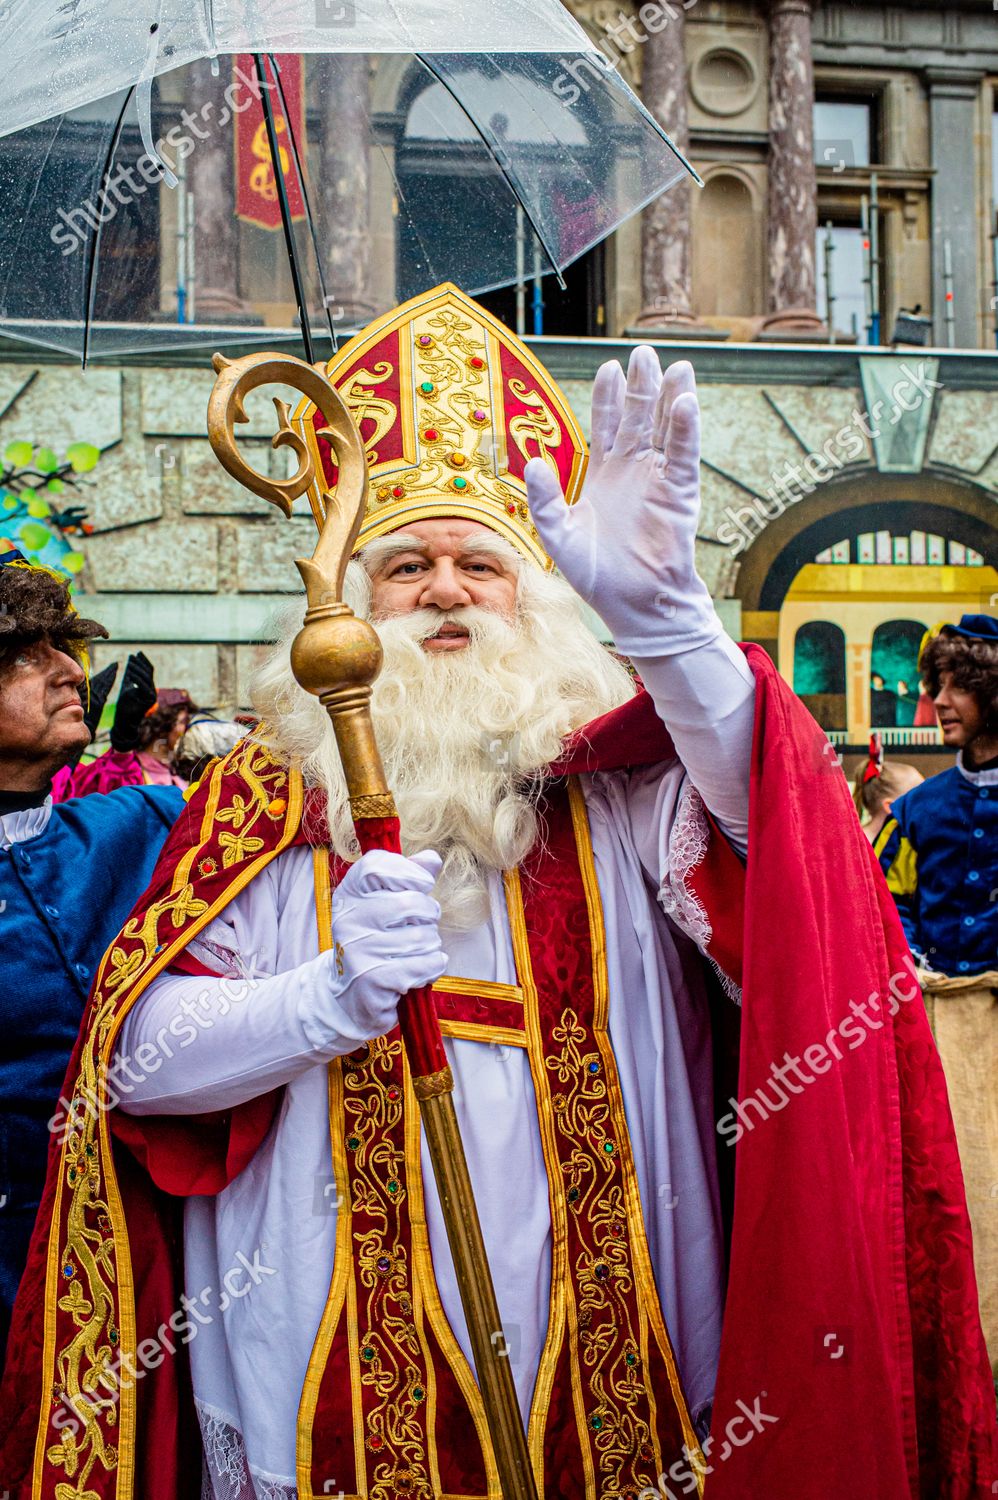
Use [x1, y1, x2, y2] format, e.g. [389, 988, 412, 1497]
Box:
[82, 661, 117, 739]
[110, 651, 157, 751]
[64, 662, 119, 770]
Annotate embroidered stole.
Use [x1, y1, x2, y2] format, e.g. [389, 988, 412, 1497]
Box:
[300, 778, 701, 1500]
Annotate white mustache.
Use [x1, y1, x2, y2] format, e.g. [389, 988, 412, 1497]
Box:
[374, 605, 518, 646]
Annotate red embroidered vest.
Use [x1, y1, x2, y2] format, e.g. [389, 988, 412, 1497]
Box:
[29, 744, 700, 1500]
[303, 777, 700, 1500]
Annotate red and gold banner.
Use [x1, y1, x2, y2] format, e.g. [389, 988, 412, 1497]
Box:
[233, 53, 306, 229]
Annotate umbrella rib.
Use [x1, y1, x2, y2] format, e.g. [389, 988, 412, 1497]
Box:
[203, 0, 219, 72]
[414, 53, 565, 291]
[252, 53, 314, 367]
[82, 86, 136, 369]
[266, 53, 338, 356]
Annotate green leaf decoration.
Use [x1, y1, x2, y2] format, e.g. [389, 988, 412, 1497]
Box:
[2, 494, 17, 511]
[63, 549, 85, 574]
[18, 521, 50, 552]
[35, 447, 59, 473]
[46, 477, 65, 494]
[26, 496, 52, 519]
[66, 442, 100, 474]
[4, 440, 33, 467]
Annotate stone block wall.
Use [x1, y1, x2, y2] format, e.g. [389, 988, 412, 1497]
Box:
[1, 342, 996, 712]
[0, 359, 318, 711]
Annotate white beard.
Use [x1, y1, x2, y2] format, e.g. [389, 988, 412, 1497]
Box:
[250, 563, 635, 928]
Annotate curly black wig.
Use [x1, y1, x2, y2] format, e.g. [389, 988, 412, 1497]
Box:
[919, 628, 998, 733]
[0, 563, 108, 679]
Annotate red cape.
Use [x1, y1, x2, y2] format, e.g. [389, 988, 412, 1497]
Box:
[2, 647, 994, 1498]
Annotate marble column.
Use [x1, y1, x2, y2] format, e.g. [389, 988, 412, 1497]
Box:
[315, 55, 375, 331]
[630, 4, 704, 333]
[760, 0, 823, 335]
[186, 59, 252, 318]
[927, 70, 985, 350]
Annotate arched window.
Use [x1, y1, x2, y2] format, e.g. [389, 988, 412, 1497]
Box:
[405, 79, 588, 146]
[871, 620, 926, 728]
[395, 66, 605, 330]
[793, 621, 846, 730]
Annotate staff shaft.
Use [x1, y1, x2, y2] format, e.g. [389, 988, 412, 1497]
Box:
[207, 348, 538, 1497]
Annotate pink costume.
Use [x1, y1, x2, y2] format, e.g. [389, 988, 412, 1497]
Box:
[51, 748, 186, 800]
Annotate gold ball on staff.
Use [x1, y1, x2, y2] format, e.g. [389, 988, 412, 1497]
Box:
[290, 605, 384, 701]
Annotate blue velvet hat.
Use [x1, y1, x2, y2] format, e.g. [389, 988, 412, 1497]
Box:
[946, 614, 998, 642]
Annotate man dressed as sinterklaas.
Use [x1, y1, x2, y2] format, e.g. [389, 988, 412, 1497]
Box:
[3, 285, 995, 1500]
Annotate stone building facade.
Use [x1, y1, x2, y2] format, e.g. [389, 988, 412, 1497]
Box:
[581, 0, 998, 350]
[2, 336, 995, 758]
[2, 0, 998, 756]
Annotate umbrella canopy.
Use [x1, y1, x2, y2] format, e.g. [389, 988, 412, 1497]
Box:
[0, 0, 642, 133]
[0, 1, 696, 361]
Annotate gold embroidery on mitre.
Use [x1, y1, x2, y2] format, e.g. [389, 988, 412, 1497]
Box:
[339, 362, 397, 464]
[291, 283, 588, 571]
[508, 379, 562, 471]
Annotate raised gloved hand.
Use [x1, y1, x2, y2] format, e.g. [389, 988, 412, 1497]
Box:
[81, 661, 118, 739]
[110, 650, 157, 751]
[300, 848, 448, 1051]
[62, 661, 119, 771]
[525, 348, 721, 658]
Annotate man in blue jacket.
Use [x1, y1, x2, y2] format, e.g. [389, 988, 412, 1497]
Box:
[0, 554, 184, 1362]
[877, 614, 998, 976]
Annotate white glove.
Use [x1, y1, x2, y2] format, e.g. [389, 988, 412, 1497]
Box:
[525, 348, 721, 658]
[300, 848, 448, 1051]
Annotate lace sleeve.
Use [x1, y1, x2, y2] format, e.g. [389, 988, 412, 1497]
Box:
[658, 781, 742, 1005]
[657, 780, 711, 951]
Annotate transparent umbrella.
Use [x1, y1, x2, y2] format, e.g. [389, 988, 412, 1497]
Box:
[0, 0, 696, 362]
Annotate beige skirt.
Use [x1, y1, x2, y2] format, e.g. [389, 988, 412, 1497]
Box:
[921, 969, 998, 1376]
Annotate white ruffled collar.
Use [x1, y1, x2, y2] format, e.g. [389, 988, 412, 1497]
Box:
[956, 750, 998, 787]
[0, 796, 54, 851]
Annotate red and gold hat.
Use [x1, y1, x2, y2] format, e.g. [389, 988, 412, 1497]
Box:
[291, 282, 587, 570]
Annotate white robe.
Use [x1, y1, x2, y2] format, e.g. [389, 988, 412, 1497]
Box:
[117, 636, 755, 1500]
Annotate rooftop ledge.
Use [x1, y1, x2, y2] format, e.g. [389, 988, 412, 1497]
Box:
[2, 322, 998, 388]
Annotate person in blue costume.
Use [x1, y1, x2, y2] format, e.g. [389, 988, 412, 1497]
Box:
[877, 614, 998, 976]
[0, 554, 184, 1363]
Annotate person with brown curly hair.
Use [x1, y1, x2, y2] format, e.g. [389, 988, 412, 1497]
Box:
[0, 556, 108, 783]
[877, 614, 998, 975]
[0, 554, 184, 1364]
